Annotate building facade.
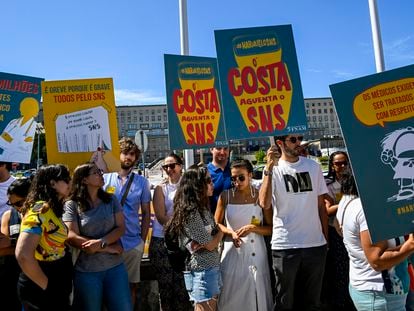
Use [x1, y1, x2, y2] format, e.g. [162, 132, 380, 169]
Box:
[114, 97, 345, 162]
[116, 104, 170, 163]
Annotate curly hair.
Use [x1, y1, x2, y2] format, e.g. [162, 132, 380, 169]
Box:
[119, 137, 141, 161]
[165, 164, 210, 236]
[325, 151, 349, 182]
[23, 164, 70, 217]
[69, 162, 112, 212]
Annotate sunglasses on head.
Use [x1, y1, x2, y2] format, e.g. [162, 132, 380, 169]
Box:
[231, 174, 246, 183]
[285, 136, 304, 144]
[333, 161, 348, 167]
[6, 199, 25, 208]
[89, 168, 103, 176]
[162, 163, 178, 171]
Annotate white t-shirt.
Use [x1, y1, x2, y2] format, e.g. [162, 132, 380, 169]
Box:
[0, 175, 16, 220]
[152, 181, 178, 238]
[271, 156, 328, 249]
[337, 196, 384, 291]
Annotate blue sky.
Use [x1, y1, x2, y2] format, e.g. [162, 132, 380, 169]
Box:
[2, 1, 413, 106]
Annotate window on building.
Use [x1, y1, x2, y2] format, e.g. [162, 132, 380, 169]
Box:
[151, 116, 155, 121]
[157, 115, 161, 121]
[145, 116, 149, 121]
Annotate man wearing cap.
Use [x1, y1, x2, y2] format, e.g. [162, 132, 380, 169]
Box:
[207, 146, 232, 214]
[259, 134, 328, 311]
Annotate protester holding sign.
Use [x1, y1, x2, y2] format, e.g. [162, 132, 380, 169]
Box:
[102, 137, 151, 309]
[259, 134, 328, 310]
[337, 173, 414, 311]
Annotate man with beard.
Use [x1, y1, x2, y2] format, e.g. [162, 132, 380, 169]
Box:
[207, 146, 232, 214]
[259, 134, 328, 311]
[103, 137, 151, 309]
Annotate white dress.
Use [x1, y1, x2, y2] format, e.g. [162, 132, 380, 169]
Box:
[218, 200, 273, 311]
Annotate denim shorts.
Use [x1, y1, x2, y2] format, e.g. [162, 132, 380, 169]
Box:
[349, 284, 407, 311]
[184, 266, 222, 303]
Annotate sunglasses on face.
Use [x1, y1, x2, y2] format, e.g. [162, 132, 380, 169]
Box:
[231, 174, 246, 183]
[162, 163, 178, 171]
[333, 161, 348, 167]
[6, 199, 25, 208]
[285, 136, 304, 144]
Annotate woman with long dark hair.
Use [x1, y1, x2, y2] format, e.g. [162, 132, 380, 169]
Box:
[323, 151, 356, 310]
[150, 153, 191, 310]
[63, 163, 131, 311]
[165, 165, 223, 311]
[15, 164, 72, 311]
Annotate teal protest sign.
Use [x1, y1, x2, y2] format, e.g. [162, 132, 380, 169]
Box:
[214, 25, 307, 140]
[0, 72, 43, 164]
[164, 54, 227, 149]
[330, 64, 414, 242]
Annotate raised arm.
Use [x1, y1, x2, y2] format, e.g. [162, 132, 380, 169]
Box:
[258, 145, 279, 209]
[361, 231, 414, 271]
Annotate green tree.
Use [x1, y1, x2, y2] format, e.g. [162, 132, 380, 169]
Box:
[255, 149, 266, 163]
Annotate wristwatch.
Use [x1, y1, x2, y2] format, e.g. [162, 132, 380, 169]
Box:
[263, 168, 273, 176]
[100, 238, 107, 249]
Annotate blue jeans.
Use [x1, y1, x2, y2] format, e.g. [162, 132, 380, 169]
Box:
[73, 263, 132, 311]
[272, 245, 327, 310]
[349, 285, 407, 311]
[185, 266, 222, 303]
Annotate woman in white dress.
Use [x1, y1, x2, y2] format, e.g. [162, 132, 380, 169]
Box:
[215, 159, 273, 311]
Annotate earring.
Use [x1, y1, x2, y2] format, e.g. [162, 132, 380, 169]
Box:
[250, 183, 256, 198]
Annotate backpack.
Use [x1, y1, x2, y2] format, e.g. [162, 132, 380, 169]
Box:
[164, 228, 191, 272]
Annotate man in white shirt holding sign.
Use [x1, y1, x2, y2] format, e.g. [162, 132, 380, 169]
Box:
[259, 134, 328, 311]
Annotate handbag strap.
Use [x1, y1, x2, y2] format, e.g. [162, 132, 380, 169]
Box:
[340, 197, 356, 229]
[120, 172, 135, 206]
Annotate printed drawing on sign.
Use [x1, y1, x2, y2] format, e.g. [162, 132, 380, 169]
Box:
[55, 106, 112, 153]
[0, 97, 39, 163]
[381, 126, 414, 202]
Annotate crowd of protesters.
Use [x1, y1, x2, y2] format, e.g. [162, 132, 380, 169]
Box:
[0, 134, 413, 311]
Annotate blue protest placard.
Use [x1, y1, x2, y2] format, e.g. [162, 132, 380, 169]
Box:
[330, 64, 414, 242]
[215, 25, 307, 140]
[0, 72, 43, 163]
[164, 54, 227, 149]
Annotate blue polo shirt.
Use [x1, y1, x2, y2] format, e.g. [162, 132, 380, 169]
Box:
[103, 172, 151, 251]
[207, 161, 232, 214]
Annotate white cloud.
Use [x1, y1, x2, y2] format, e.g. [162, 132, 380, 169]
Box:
[385, 36, 414, 63]
[306, 68, 322, 73]
[331, 70, 355, 79]
[114, 89, 166, 106]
